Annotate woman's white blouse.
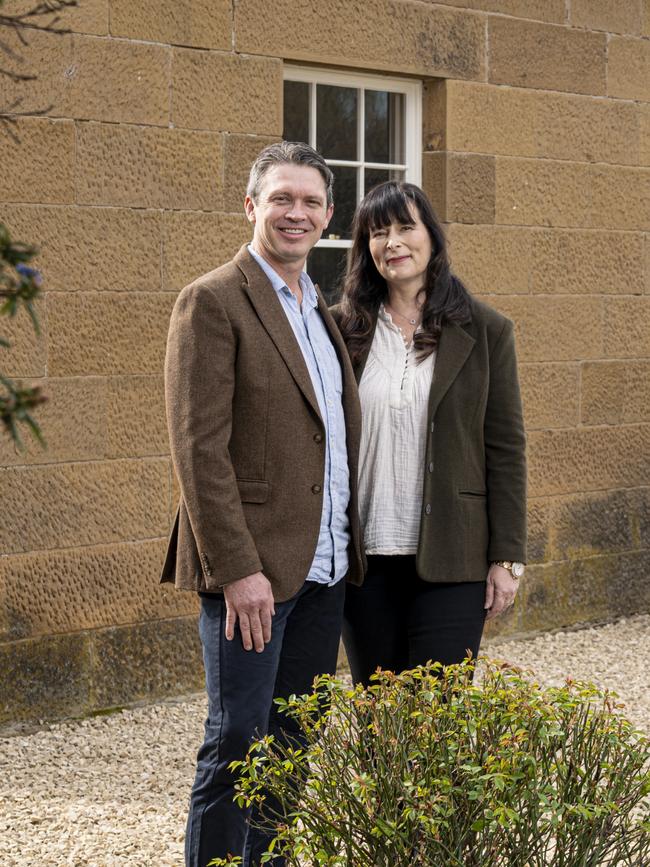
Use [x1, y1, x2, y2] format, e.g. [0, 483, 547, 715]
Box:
[358, 305, 436, 555]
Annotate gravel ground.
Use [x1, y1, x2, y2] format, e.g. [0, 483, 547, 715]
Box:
[1, 614, 649, 867]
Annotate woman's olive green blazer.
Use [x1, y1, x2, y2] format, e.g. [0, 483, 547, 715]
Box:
[332, 298, 527, 583]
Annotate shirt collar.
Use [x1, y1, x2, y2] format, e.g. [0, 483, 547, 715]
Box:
[248, 245, 318, 310]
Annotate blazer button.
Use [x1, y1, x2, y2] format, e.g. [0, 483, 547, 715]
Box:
[428, 462, 434, 473]
[312, 484, 322, 494]
[424, 503, 432, 515]
[313, 433, 323, 443]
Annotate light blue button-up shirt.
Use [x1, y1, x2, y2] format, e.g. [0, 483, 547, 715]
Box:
[248, 245, 350, 586]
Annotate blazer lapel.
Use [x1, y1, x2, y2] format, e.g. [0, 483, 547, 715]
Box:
[318, 294, 361, 432]
[236, 247, 322, 423]
[428, 322, 476, 419]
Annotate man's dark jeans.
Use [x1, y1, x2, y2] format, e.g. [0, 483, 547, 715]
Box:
[185, 578, 345, 867]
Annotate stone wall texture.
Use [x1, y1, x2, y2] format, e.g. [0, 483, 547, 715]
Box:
[1, 0, 649, 725]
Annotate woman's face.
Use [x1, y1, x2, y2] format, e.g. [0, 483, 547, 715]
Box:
[367, 202, 433, 294]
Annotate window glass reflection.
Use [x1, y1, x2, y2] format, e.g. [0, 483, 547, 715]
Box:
[326, 166, 357, 241]
[317, 85, 358, 160]
[283, 81, 310, 143]
[364, 168, 405, 196]
[365, 91, 404, 164]
[308, 247, 349, 305]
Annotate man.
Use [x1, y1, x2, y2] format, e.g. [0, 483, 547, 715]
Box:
[160, 141, 363, 867]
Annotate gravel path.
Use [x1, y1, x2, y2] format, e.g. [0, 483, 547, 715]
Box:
[2, 614, 649, 867]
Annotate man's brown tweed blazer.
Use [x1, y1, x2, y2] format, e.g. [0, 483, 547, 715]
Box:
[161, 245, 364, 602]
[332, 297, 527, 583]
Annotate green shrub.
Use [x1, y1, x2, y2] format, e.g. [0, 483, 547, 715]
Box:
[213, 660, 650, 866]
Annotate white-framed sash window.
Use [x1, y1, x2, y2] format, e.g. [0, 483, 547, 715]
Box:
[283, 65, 422, 301]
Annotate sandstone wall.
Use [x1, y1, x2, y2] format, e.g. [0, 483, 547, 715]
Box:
[1, 0, 648, 724]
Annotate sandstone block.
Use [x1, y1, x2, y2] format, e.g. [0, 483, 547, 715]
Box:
[582, 361, 650, 424]
[423, 79, 446, 152]
[530, 487, 649, 564]
[235, 0, 486, 80]
[518, 363, 580, 430]
[422, 0, 565, 23]
[423, 153, 495, 223]
[0, 632, 92, 724]
[607, 36, 650, 101]
[0, 118, 74, 204]
[0, 27, 73, 120]
[644, 0, 650, 36]
[172, 49, 281, 134]
[447, 154, 496, 224]
[0, 458, 170, 555]
[47, 292, 175, 376]
[421, 152, 446, 217]
[110, 0, 232, 50]
[91, 616, 203, 708]
[6, 0, 109, 35]
[526, 498, 550, 563]
[496, 158, 650, 231]
[445, 80, 640, 166]
[641, 104, 650, 168]
[527, 425, 650, 497]
[223, 134, 280, 212]
[447, 225, 531, 294]
[530, 230, 644, 295]
[106, 375, 169, 458]
[604, 549, 650, 617]
[0, 376, 106, 467]
[482, 295, 603, 362]
[516, 558, 611, 633]
[570, 0, 643, 35]
[604, 297, 650, 358]
[0, 296, 46, 379]
[646, 233, 650, 293]
[162, 211, 252, 289]
[488, 18, 607, 95]
[1, 205, 162, 292]
[69, 37, 170, 125]
[76, 122, 223, 210]
[0, 539, 196, 642]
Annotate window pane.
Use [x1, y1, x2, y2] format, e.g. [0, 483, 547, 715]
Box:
[326, 166, 357, 241]
[364, 167, 405, 196]
[317, 85, 358, 160]
[365, 91, 404, 164]
[307, 247, 348, 305]
[284, 80, 310, 143]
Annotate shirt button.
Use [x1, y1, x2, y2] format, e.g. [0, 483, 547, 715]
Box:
[428, 462, 434, 473]
[313, 433, 323, 443]
[424, 503, 432, 515]
[312, 484, 322, 494]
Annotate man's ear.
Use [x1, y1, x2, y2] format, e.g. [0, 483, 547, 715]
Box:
[244, 196, 256, 223]
[323, 202, 334, 231]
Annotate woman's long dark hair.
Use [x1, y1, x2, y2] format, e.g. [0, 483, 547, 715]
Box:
[338, 181, 472, 365]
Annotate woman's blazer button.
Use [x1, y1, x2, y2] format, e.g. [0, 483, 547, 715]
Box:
[424, 503, 432, 515]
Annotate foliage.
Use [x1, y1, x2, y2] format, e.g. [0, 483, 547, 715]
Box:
[0, 221, 46, 446]
[211, 660, 650, 866]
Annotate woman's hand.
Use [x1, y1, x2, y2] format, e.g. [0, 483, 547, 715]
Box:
[484, 563, 519, 620]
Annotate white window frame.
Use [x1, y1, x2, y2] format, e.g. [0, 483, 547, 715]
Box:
[283, 65, 422, 253]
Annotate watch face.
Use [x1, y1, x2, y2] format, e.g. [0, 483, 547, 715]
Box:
[512, 562, 525, 578]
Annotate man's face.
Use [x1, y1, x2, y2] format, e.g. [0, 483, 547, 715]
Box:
[245, 163, 333, 271]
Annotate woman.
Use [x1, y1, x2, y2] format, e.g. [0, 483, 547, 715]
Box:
[335, 181, 526, 686]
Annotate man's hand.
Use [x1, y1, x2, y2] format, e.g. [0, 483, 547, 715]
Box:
[223, 571, 275, 652]
[484, 563, 519, 621]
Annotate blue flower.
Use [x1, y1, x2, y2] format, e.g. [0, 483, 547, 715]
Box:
[16, 263, 43, 286]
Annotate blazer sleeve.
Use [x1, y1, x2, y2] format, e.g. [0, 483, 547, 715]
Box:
[165, 281, 263, 588]
[484, 318, 527, 563]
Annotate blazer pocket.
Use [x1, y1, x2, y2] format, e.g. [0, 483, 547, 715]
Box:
[236, 478, 270, 504]
[458, 489, 487, 499]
